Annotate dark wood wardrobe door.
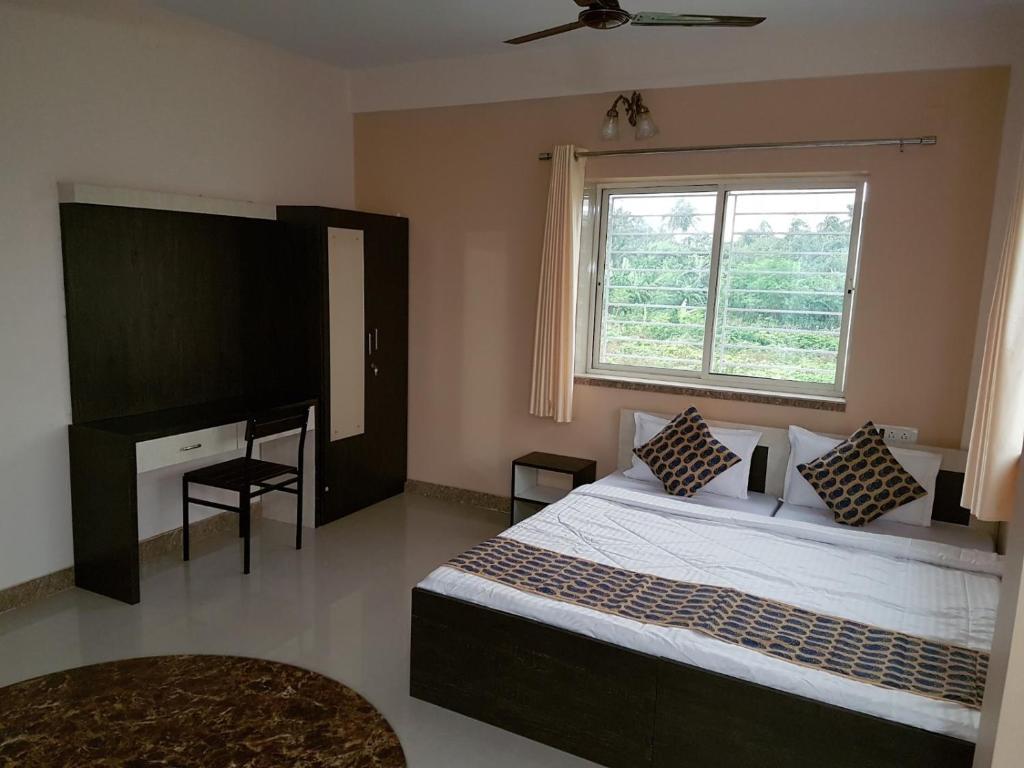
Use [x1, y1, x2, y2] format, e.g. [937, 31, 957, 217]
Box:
[277, 206, 408, 526]
[364, 216, 409, 501]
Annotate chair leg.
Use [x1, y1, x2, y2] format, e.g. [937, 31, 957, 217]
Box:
[295, 477, 303, 551]
[241, 489, 251, 575]
[182, 478, 190, 562]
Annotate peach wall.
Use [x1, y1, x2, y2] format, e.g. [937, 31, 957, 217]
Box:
[355, 68, 1008, 497]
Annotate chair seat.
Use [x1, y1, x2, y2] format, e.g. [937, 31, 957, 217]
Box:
[183, 457, 297, 491]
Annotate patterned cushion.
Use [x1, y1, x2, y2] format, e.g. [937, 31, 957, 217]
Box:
[797, 422, 927, 527]
[633, 407, 740, 497]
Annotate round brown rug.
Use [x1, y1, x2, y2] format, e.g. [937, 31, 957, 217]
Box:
[0, 655, 406, 767]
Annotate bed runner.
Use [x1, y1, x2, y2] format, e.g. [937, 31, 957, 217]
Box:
[445, 537, 988, 709]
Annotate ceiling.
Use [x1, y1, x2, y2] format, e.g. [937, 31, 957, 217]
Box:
[150, 0, 1023, 70]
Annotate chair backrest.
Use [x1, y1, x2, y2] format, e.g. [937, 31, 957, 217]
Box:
[244, 403, 311, 451]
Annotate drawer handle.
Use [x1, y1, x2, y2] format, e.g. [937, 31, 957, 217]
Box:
[180, 443, 203, 452]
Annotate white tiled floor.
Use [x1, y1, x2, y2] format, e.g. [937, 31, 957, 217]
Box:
[0, 494, 595, 767]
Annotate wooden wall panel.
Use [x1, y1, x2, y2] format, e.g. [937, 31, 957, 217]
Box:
[59, 203, 317, 424]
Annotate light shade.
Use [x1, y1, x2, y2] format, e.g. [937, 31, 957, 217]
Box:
[634, 110, 659, 140]
[600, 110, 620, 141]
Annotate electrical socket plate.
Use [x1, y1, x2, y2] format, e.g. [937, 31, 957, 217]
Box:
[875, 424, 919, 443]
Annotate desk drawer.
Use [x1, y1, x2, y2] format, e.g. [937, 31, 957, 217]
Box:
[136, 424, 240, 473]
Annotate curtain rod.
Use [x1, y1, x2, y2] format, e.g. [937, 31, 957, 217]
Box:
[537, 136, 937, 161]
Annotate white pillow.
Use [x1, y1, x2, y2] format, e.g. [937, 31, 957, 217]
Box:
[624, 412, 673, 485]
[782, 425, 842, 510]
[883, 447, 941, 527]
[625, 411, 762, 500]
[782, 425, 941, 527]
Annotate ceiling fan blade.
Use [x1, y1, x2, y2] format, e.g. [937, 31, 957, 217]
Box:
[630, 13, 766, 27]
[505, 20, 586, 45]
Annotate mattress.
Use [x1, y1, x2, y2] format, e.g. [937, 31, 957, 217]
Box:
[775, 502, 996, 553]
[419, 482, 1002, 741]
[592, 471, 780, 516]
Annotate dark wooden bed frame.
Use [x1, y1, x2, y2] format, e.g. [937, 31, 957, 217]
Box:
[411, 589, 974, 768]
[409, 447, 978, 767]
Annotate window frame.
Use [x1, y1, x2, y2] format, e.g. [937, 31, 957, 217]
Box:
[579, 175, 867, 399]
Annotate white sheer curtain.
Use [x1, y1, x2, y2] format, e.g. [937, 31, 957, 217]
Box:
[529, 145, 586, 422]
[963, 144, 1024, 522]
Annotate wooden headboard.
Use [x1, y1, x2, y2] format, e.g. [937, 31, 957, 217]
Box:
[617, 409, 978, 526]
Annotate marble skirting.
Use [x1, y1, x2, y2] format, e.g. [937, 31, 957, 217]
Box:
[404, 480, 508, 514]
[0, 568, 75, 616]
[0, 510, 239, 615]
[0, 655, 405, 767]
[137, 508, 238, 563]
[574, 375, 847, 412]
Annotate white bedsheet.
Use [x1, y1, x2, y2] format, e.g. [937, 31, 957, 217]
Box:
[419, 483, 1002, 741]
[775, 502, 996, 552]
[592, 471, 780, 516]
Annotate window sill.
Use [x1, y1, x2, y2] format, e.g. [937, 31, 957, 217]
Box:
[574, 375, 846, 412]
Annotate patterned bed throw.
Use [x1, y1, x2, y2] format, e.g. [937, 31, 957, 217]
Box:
[445, 537, 988, 709]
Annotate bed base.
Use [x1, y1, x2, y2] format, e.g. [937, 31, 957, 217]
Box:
[410, 588, 974, 768]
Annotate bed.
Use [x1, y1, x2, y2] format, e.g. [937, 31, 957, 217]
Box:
[774, 501, 997, 552]
[410, 410, 1001, 768]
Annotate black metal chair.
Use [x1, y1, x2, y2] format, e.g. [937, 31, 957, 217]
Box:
[182, 403, 310, 574]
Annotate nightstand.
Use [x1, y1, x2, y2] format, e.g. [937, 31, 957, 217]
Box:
[510, 452, 597, 527]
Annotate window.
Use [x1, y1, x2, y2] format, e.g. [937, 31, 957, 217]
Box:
[583, 178, 865, 397]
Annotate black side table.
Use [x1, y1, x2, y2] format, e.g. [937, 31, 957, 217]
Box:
[509, 452, 597, 527]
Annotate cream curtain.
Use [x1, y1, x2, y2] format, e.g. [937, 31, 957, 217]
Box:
[529, 145, 586, 422]
[963, 144, 1024, 521]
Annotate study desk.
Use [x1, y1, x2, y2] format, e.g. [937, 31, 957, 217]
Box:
[68, 397, 317, 604]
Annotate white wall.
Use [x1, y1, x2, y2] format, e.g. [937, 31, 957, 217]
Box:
[0, 0, 353, 592]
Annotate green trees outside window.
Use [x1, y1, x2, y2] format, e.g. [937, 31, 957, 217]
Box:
[595, 184, 861, 391]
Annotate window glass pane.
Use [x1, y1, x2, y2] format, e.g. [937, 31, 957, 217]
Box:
[710, 188, 856, 384]
[598, 191, 718, 372]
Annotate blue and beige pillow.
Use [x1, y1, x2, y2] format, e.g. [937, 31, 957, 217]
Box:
[633, 407, 740, 497]
[797, 422, 927, 527]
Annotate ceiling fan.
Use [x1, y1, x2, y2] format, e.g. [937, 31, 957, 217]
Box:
[505, 1, 765, 44]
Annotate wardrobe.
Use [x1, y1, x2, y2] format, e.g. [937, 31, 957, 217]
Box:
[59, 197, 407, 603]
[278, 206, 409, 526]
